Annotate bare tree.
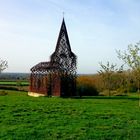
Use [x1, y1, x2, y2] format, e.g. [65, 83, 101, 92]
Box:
[117, 41, 140, 106]
[98, 61, 123, 96]
[0, 59, 8, 73]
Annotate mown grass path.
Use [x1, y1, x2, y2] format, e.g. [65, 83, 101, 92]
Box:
[0, 91, 140, 140]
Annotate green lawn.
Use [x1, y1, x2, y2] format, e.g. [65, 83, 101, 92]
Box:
[0, 91, 140, 140]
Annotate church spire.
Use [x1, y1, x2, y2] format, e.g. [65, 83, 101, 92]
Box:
[55, 18, 71, 52]
[50, 18, 76, 72]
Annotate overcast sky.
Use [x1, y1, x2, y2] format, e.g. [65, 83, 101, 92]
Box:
[0, 0, 140, 74]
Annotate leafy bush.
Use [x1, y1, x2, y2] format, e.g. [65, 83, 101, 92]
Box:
[77, 84, 99, 96]
[77, 71, 140, 96]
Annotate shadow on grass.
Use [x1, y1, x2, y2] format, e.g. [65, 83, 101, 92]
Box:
[70, 96, 139, 100]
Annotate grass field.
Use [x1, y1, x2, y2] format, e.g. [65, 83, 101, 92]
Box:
[0, 81, 29, 86]
[0, 90, 140, 140]
[0, 81, 29, 92]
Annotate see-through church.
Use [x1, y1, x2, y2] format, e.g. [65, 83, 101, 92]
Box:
[28, 18, 77, 97]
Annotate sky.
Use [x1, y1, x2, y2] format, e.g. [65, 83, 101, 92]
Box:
[0, 0, 140, 74]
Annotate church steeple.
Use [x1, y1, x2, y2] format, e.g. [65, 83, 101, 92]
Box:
[55, 18, 71, 52]
[51, 18, 76, 72]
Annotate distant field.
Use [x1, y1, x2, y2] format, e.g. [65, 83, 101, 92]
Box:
[0, 90, 140, 140]
[0, 81, 29, 91]
[0, 81, 29, 86]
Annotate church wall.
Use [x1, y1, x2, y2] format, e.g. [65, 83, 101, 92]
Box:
[29, 73, 48, 96]
[51, 73, 61, 96]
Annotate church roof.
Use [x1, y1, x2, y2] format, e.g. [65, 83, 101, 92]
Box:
[31, 62, 59, 72]
[31, 18, 76, 73]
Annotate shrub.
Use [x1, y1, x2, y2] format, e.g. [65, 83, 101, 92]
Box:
[77, 84, 99, 96]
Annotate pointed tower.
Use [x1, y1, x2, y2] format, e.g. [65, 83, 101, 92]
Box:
[51, 18, 76, 74]
[28, 19, 77, 97]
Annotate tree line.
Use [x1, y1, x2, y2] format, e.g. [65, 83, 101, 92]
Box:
[77, 41, 140, 97]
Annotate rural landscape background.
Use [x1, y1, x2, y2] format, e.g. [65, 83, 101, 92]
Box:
[0, 71, 140, 139]
[1, 0, 140, 139]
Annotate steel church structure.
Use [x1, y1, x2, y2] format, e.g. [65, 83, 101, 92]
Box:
[28, 19, 77, 97]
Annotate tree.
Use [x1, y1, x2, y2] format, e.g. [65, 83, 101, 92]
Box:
[98, 61, 123, 96]
[0, 59, 8, 73]
[117, 42, 140, 106]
